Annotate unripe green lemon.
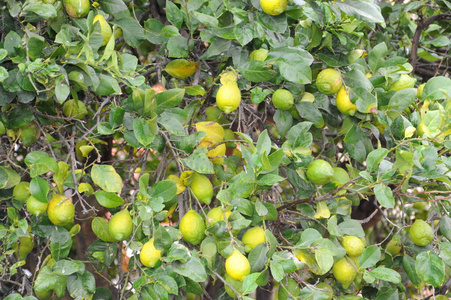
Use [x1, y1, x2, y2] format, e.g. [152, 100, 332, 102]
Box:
[216, 83, 241, 114]
[180, 210, 205, 245]
[342, 235, 365, 257]
[306, 159, 334, 185]
[13, 181, 31, 203]
[336, 86, 357, 116]
[63, 99, 88, 118]
[331, 167, 350, 187]
[409, 219, 434, 246]
[272, 89, 294, 111]
[13, 235, 34, 260]
[63, 0, 90, 18]
[108, 209, 133, 241]
[249, 48, 269, 61]
[225, 249, 251, 281]
[206, 206, 231, 226]
[316, 68, 343, 95]
[27, 196, 48, 216]
[18, 122, 40, 147]
[47, 194, 75, 227]
[190, 173, 214, 205]
[316, 282, 333, 300]
[260, 0, 287, 16]
[389, 74, 416, 91]
[332, 257, 357, 289]
[140, 238, 161, 268]
[34, 288, 53, 300]
[93, 14, 113, 46]
[386, 235, 402, 256]
[205, 106, 228, 124]
[242, 227, 266, 252]
[300, 92, 315, 102]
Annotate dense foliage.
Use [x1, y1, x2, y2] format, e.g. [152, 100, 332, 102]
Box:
[1, 0, 451, 299]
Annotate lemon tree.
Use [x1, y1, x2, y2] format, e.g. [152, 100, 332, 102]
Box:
[2, 0, 451, 299]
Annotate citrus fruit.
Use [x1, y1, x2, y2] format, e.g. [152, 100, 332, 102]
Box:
[417, 83, 425, 98]
[108, 209, 133, 241]
[63, 99, 88, 118]
[93, 14, 113, 46]
[13, 235, 34, 260]
[140, 238, 161, 268]
[260, 0, 287, 16]
[300, 92, 315, 102]
[165, 59, 200, 79]
[316, 282, 333, 300]
[27, 196, 48, 216]
[17, 122, 40, 147]
[180, 210, 205, 245]
[13, 181, 31, 203]
[180, 170, 194, 186]
[225, 248, 251, 281]
[224, 273, 244, 297]
[196, 121, 225, 144]
[386, 235, 402, 256]
[249, 48, 269, 61]
[332, 257, 357, 289]
[389, 74, 416, 91]
[272, 89, 294, 111]
[336, 86, 357, 116]
[306, 159, 334, 185]
[342, 235, 365, 257]
[331, 167, 350, 187]
[409, 219, 434, 246]
[241, 227, 266, 252]
[224, 128, 236, 148]
[205, 106, 228, 124]
[63, 0, 90, 18]
[206, 143, 226, 165]
[47, 194, 75, 227]
[216, 83, 241, 114]
[316, 68, 343, 95]
[167, 174, 186, 195]
[190, 173, 214, 205]
[34, 288, 53, 300]
[206, 206, 231, 226]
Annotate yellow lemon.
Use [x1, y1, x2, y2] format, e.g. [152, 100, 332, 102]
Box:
[140, 238, 161, 268]
[206, 206, 231, 226]
[249, 48, 269, 61]
[108, 209, 133, 241]
[306, 159, 334, 185]
[342, 235, 365, 257]
[216, 83, 241, 114]
[242, 227, 266, 252]
[332, 257, 357, 289]
[13, 181, 31, 203]
[180, 210, 205, 245]
[336, 86, 357, 116]
[409, 219, 434, 246]
[260, 0, 287, 16]
[225, 249, 251, 281]
[190, 173, 214, 205]
[27, 196, 48, 216]
[93, 14, 113, 46]
[47, 194, 75, 227]
[316, 68, 343, 95]
[272, 89, 294, 111]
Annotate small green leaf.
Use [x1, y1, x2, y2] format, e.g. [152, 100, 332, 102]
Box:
[338, 219, 365, 237]
[182, 147, 215, 174]
[415, 251, 445, 287]
[29, 177, 49, 203]
[374, 184, 395, 208]
[94, 191, 124, 208]
[359, 245, 381, 269]
[91, 217, 116, 242]
[53, 260, 85, 276]
[370, 267, 401, 284]
[91, 165, 123, 193]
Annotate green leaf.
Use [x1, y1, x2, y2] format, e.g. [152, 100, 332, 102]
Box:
[98, 0, 128, 14]
[374, 184, 395, 209]
[273, 110, 293, 136]
[402, 254, 421, 287]
[183, 147, 215, 174]
[91, 165, 123, 193]
[366, 148, 389, 173]
[29, 177, 50, 203]
[439, 216, 451, 242]
[53, 260, 85, 276]
[238, 61, 276, 82]
[94, 191, 124, 208]
[185, 85, 206, 96]
[34, 266, 67, 298]
[91, 217, 116, 242]
[248, 244, 268, 272]
[315, 248, 334, 275]
[370, 267, 401, 284]
[133, 117, 155, 146]
[0, 166, 20, 189]
[166, 0, 183, 29]
[149, 180, 177, 203]
[242, 272, 260, 294]
[155, 88, 185, 114]
[337, 219, 365, 237]
[287, 122, 313, 149]
[55, 81, 70, 104]
[111, 17, 144, 48]
[154, 224, 173, 250]
[335, 1, 384, 24]
[167, 36, 189, 58]
[23, 2, 57, 20]
[415, 251, 445, 287]
[388, 88, 417, 111]
[440, 242, 451, 266]
[368, 42, 388, 73]
[422, 76, 451, 101]
[50, 227, 72, 261]
[30, 157, 58, 178]
[296, 228, 322, 248]
[278, 61, 312, 84]
[359, 245, 381, 269]
[94, 74, 121, 96]
[166, 243, 190, 263]
[67, 271, 96, 299]
[173, 252, 207, 282]
[375, 287, 399, 300]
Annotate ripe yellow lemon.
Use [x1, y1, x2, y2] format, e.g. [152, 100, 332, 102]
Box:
[249, 48, 269, 61]
[13, 181, 31, 203]
[216, 83, 241, 114]
[108, 209, 133, 241]
[27, 196, 48, 216]
[272, 89, 294, 111]
[260, 0, 287, 16]
[409, 219, 434, 246]
[242, 227, 266, 252]
[306, 159, 334, 185]
[342, 235, 365, 257]
[93, 14, 113, 46]
[336, 86, 357, 116]
[140, 238, 161, 268]
[316, 68, 343, 95]
[190, 173, 214, 205]
[47, 194, 75, 227]
[180, 210, 205, 245]
[332, 257, 357, 289]
[225, 249, 251, 281]
[206, 206, 231, 226]
[389, 74, 416, 91]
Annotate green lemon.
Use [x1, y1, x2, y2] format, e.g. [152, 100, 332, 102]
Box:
[316, 68, 343, 95]
[306, 159, 334, 185]
[167, 174, 186, 195]
[241, 227, 266, 253]
[34, 288, 53, 300]
[331, 167, 350, 187]
[332, 257, 357, 289]
[225, 249, 251, 281]
[249, 48, 269, 61]
[316, 282, 333, 300]
[342, 235, 365, 257]
[17, 122, 40, 147]
[13, 235, 34, 260]
[13, 181, 31, 203]
[224, 128, 236, 148]
[206, 207, 231, 226]
[108, 209, 133, 241]
[216, 83, 241, 114]
[27, 196, 48, 216]
[63, 0, 90, 18]
[260, 0, 287, 16]
[300, 92, 315, 102]
[190, 173, 214, 205]
[93, 14, 113, 46]
[336, 86, 357, 116]
[272, 89, 294, 111]
[386, 235, 402, 256]
[389, 74, 416, 91]
[205, 106, 228, 124]
[140, 238, 161, 268]
[180, 210, 205, 245]
[409, 219, 434, 246]
[47, 194, 75, 227]
[63, 99, 88, 118]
